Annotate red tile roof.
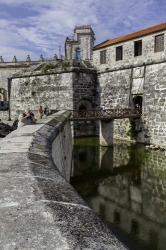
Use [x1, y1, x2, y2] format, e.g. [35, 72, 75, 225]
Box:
[94, 23, 166, 50]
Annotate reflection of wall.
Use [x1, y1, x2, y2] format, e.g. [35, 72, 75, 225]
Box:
[113, 144, 130, 168]
[90, 196, 166, 250]
[100, 146, 113, 170]
[90, 148, 166, 250]
[73, 145, 99, 176]
[142, 150, 166, 226]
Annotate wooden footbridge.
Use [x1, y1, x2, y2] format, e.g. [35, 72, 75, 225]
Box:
[70, 108, 141, 121]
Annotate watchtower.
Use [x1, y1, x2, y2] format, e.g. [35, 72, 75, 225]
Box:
[65, 25, 95, 61]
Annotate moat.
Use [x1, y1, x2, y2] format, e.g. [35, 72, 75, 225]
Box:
[71, 138, 166, 250]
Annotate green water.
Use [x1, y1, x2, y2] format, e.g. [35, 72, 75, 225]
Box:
[71, 137, 166, 250]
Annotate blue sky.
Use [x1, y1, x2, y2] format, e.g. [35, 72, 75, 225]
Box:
[0, 0, 165, 61]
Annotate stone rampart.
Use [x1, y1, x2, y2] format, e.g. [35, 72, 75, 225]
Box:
[0, 110, 126, 250]
[99, 60, 166, 148]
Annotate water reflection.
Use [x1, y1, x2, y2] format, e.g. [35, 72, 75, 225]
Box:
[72, 138, 166, 250]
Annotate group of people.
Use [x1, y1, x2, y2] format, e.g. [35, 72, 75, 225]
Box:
[14, 105, 50, 129]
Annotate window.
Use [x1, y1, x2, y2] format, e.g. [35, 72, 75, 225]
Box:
[134, 40, 142, 56]
[116, 46, 123, 61]
[100, 50, 107, 64]
[75, 47, 81, 62]
[155, 34, 164, 52]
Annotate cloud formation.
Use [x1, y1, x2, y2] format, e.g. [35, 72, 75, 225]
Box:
[0, 0, 165, 61]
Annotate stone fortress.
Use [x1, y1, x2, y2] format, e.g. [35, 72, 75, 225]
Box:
[0, 22, 166, 250]
[0, 23, 166, 148]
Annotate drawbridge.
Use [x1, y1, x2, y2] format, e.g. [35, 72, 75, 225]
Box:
[70, 108, 141, 121]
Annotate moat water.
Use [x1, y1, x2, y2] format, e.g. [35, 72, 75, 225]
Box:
[71, 137, 166, 250]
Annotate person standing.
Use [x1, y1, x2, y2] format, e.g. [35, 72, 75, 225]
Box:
[44, 105, 49, 116]
[38, 105, 44, 119]
[17, 112, 27, 128]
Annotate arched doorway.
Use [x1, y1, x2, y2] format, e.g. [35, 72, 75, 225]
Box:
[79, 104, 87, 111]
[74, 99, 97, 137]
[78, 99, 92, 111]
[133, 95, 143, 112]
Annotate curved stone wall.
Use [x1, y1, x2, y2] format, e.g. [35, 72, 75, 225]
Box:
[0, 110, 126, 250]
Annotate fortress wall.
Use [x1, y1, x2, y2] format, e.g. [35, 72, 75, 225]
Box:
[10, 68, 99, 136]
[0, 110, 127, 250]
[142, 62, 166, 147]
[99, 61, 166, 147]
[0, 62, 38, 91]
[10, 73, 74, 119]
[10, 69, 98, 117]
[0, 67, 18, 91]
[0, 62, 37, 120]
[99, 68, 132, 142]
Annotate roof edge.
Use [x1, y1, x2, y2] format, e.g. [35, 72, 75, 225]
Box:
[93, 22, 166, 51]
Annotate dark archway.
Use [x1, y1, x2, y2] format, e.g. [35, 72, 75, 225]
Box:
[79, 104, 87, 111]
[133, 95, 143, 112]
[78, 99, 92, 111]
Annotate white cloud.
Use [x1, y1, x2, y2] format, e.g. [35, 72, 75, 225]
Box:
[0, 0, 164, 60]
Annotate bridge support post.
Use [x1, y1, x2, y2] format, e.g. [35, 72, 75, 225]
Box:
[100, 120, 113, 146]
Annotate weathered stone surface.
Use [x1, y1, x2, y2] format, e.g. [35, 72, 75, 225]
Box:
[98, 61, 166, 148]
[0, 111, 127, 250]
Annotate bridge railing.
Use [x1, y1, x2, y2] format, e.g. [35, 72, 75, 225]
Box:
[70, 108, 141, 121]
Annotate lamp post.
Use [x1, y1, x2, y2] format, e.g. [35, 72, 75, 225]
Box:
[7, 78, 11, 121]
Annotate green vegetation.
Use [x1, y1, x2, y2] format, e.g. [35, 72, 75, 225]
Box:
[127, 120, 139, 139]
[74, 137, 99, 146]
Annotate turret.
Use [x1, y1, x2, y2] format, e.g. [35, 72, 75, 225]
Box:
[12, 56, 17, 63]
[65, 25, 95, 61]
[26, 55, 31, 62]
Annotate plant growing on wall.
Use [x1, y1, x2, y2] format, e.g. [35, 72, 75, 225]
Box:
[127, 119, 139, 139]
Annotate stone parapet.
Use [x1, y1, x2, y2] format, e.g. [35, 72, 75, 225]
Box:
[0, 111, 126, 249]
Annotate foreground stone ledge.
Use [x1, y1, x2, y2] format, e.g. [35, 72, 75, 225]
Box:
[0, 111, 127, 250]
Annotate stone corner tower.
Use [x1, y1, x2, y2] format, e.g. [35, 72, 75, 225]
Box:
[65, 25, 95, 61]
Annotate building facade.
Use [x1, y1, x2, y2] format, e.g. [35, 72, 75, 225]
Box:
[92, 23, 166, 147]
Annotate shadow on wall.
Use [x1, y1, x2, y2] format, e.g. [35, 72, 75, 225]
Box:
[128, 95, 151, 144]
[72, 69, 100, 137]
[73, 98, 99, 137]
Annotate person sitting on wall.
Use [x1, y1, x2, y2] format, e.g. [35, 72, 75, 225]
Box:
[38, 105, 44, 119]
[17, 110, 36, 128]
[12, 117, 18, 130]
[25, 110, 36, 125]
